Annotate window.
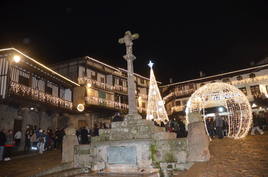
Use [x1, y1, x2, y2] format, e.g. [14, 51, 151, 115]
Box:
[119, 79, 123, 86]
[45, 86, 52, 95]
[142, 102, 146, 108]
[250, 85, 261, 98]
[239, 87, 247, 96]
[188, 83, 194, 89]
[100, 77, 105, 83]
[175, 100, 181, 106]
[222, 78, 230, 83]
[237, 76, 243, 81]
[19, 75, 29, 86]
[249, 73, 255, 79]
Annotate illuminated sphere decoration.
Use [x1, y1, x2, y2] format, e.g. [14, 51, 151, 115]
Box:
[77, 104, 85, 112]
[186, 82, 252, 139]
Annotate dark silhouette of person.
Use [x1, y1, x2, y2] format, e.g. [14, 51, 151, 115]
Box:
[215, 113, 224, 139]
[112, 112, 123, 122]
[80, 127, 89, 144]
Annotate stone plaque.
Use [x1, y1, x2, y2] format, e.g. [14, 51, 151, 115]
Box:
[107, 146, 137, 164]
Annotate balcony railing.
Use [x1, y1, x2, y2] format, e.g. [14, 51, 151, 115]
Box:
[9, 81, 73, 110]
[174, 89, 196, 97]
[85, 96, 146, 114]
[78, 77, 128, 93]
[85, 96, 128, 110]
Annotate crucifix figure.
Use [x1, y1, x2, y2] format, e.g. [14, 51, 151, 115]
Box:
[118, 31, 141, 118]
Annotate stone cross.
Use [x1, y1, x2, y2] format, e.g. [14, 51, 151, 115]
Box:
[118, 31, 140, 117]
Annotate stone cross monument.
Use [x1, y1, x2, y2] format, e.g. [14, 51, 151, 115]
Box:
[118, 31, 141, 118]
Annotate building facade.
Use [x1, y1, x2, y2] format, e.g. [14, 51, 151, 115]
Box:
[161, 63, 268, 118]
[0, 48, 80, 149]
[52, 56, 150, 127]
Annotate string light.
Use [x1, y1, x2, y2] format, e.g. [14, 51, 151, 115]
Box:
[0, 48, 80, 86]
[185, 82, 252, 139]
[10, 81, 73, 110]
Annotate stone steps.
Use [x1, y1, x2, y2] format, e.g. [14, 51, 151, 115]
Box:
[75, 172, 160, 177]
[42, 168, 85, 177]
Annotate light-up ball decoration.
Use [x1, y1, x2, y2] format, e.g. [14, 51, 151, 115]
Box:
[77, 104, 85, 112]
[185, 82, 252, 139]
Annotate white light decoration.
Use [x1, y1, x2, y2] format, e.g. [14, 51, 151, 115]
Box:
[77, 104, 85, 112]
[86, 83, 92, 88]
[146, 61, 169, 124]
[186, 82, 252, 139]
[13, 55, 21, 63]
[218, 107, 224, 112]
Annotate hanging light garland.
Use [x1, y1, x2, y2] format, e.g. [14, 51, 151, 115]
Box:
[10, 81, 73, 110]
[185, 82, 252, 139]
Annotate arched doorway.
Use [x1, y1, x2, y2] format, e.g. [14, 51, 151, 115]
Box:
[185, 82, 252, 139]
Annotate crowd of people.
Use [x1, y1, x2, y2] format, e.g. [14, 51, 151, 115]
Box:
[0, 125, 65, 161]
[152, 118, 187, 138]
[206, 113, 229, 139]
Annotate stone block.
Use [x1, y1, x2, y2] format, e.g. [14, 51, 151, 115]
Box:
[152, 132, 176, 140]
[62, 133, 79, 163]
[92, 161, 105, 171]
[187, 122, 210, 162]
[174, 151, 187, 163]
[174, 162, 193, 171]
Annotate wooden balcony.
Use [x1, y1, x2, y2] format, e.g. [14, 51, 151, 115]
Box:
[9, 81, 73, 110]
[78, 77, 128, 93]
[85, 96, 146, 114]
[85, 96, 128, 110]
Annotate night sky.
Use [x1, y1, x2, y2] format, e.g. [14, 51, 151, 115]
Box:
[1, 1, 268, 84]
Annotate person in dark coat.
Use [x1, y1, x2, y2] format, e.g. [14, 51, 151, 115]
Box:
[0, 129, 6, 161]
[215, 113, 224, 139]
[251, 113, 264, 135]
[80, 127, 89, 144]
[112, 112, 123, 122]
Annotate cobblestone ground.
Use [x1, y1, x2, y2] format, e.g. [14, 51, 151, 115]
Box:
[175, 131, 268, 177]
[0, 150, 61, 177]
[0, 132, 267, 177]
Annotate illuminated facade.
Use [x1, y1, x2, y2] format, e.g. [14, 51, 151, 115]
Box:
[52, 56, 150, 123]
[161, 63, 268, 118]
[0, 48, 79, 149]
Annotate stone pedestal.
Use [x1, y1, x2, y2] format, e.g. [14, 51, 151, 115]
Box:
[187, 121, 210, 162]
[62, 127, 79, 163]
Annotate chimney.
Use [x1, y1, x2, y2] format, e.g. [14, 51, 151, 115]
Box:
[169, 78, 173, 84]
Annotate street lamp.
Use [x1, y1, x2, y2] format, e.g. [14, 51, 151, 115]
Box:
[13, 55, 21, 63]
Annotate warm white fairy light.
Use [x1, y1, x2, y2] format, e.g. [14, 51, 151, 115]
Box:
[186, 82, 252, 139]
[9, 81, 73, 109]
[146, 61, 169, 124]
